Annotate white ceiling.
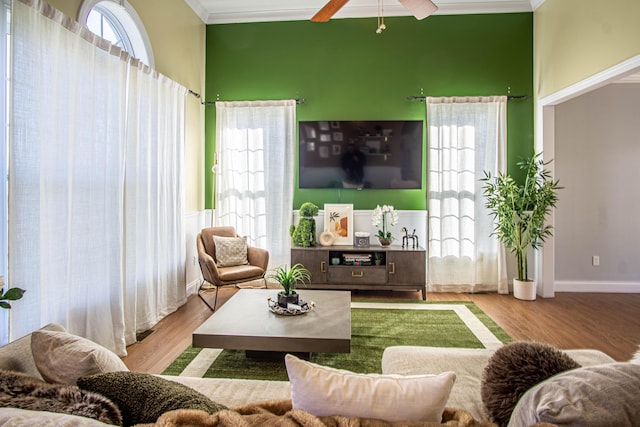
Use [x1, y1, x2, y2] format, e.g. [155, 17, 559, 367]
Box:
[185, 0, 546, 25]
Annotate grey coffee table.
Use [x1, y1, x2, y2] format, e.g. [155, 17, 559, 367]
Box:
[192, 289, 351, 359]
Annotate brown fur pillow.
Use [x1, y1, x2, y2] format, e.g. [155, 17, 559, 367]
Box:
[0, 369, 121, 425]
[480, 342, 580, 427]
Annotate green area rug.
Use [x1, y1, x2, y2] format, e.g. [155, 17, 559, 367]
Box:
[163, 301, 511, 381]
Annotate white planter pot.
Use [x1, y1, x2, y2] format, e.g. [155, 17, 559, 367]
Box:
[513, 279, 537, 301]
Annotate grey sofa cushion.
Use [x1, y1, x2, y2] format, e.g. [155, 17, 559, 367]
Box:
[31, 329, 128, 385]
[508, 363, 640, 427]
[0, 323, 66, 380]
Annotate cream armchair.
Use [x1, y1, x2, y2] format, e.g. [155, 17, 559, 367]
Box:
[197, 226, 269, 311]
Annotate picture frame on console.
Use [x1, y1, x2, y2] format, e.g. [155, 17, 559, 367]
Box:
[324, 204, 353, 245]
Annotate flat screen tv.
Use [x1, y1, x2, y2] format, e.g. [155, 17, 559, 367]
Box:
[298, 120, 423, 189]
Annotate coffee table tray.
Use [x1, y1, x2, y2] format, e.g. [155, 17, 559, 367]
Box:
[267, 298, 315, 315]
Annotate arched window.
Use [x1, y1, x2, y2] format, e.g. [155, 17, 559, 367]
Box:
[78, 0, 154, 67]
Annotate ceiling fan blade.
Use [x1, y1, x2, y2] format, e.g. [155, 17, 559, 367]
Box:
[311, 0, 351, 22]
[398, 0, 438, 20]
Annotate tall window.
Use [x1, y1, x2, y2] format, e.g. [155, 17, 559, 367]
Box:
[427, 96, 508, 294]
[79, 0, 154, 67]
[215, 101, 296, 270]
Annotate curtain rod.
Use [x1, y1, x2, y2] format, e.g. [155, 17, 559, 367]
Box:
[186, 90, 306, 106]
[407, 95, 530, 102]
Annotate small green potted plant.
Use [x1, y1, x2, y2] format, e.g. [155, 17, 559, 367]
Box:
[290, 202, 320, 247]
[0, 286, 26, 309]
[481, 153, 561, 300]
[268, 263, 311, 308]
[374, 252, 383, 265]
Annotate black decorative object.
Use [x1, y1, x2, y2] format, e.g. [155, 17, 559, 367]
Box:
[401, 227, 419, 248]
[277, 292, 299, 308]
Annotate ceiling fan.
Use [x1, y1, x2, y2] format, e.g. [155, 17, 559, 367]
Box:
[311, 0, 438, 22]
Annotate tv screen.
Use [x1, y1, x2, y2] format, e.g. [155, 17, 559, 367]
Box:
[298, 120, 423, 189]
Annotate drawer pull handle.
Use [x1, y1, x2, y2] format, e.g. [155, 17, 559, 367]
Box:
[351, 271, 364, 278]
[321, 261, 326, 273]
[389, 262, 395, 275]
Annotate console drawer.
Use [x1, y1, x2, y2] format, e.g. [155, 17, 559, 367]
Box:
[328, 266, 386, 285]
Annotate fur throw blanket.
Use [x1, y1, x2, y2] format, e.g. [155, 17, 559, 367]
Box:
[0, 369, 122, 425]
[136, 399, 498, 427]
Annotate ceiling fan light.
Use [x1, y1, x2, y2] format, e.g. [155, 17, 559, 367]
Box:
[398, 0, 438, 20]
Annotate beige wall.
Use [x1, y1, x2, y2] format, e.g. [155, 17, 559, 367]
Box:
[46, 0, 206, 212]
[534, 0, 640, 99]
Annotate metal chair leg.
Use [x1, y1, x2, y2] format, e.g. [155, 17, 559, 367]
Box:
[198, 280, 218, 311]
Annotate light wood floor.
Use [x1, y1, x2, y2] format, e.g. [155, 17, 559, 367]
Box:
[121, 288, 640, 374]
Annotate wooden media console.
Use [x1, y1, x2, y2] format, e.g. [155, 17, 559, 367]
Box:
[290, 245, 426, 300]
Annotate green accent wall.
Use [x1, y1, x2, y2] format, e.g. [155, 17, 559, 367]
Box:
[205, 13, 533, 210]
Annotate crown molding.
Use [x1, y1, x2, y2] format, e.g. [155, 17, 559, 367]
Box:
[613, 72, 640, 84]
[183, 0, 209, 23]
[529, 0, 545, 11]
[189, 1, 534, 25]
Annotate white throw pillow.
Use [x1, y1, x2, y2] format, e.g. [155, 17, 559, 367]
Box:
[284, 354, 456, 422]
[213, 235, 249, 267]
[31, 330, 128, 385]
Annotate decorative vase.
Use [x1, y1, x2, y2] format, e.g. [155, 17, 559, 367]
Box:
[513, 279, 537, 301]
[278, 292, 299, 308]
[378, 237, 392, 246]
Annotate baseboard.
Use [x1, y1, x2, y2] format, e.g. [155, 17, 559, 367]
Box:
[187, 278, 202, 296]
[555, 280, 640, 293]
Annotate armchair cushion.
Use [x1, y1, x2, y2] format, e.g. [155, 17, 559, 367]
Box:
[214, 236, 249, 267]
[218, 265, 266, 283]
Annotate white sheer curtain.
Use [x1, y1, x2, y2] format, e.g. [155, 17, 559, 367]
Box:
[0, 0, 11, 346]
[9, 0, 186, 354]
[215, 101, 296, 269]
[122, 59, 186, 345]
[427, 96, 508, 294]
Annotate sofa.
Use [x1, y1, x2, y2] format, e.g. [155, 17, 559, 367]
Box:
[0, 323, 638, 426]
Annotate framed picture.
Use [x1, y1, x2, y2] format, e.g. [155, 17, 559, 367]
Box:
[319, 121, 330, 131]
[333, 132, 343, 141]
[319, 133, 332, 142]
[324, 204, 353, 245]
[319, 146, 329, 158]
[332, 144, 341, 155]
[304, 126, 317, 139]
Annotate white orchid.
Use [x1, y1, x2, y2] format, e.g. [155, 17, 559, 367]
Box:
[372, 205, 397, 240]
